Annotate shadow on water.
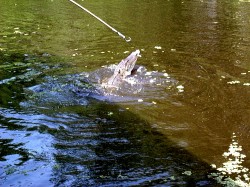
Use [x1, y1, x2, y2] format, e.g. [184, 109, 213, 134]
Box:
[51, 101, 219, 187]
[0, 53, 220, 187]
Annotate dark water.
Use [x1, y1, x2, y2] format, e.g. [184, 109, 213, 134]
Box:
[1, 0, 250, 186]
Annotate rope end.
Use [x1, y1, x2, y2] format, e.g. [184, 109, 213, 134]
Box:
[125, 37, 131, 42]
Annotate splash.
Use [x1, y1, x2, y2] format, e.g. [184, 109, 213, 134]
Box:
[208, 133, 250, 187]
[88, 64, 176, 102]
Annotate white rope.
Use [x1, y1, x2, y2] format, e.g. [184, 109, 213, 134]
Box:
[69, 0, 131, 42]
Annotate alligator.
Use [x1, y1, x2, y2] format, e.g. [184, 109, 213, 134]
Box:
[106, 49, 141, 86]
[21, 49, 175, 106]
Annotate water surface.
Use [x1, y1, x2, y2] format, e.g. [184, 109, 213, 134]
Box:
[1, 0, 250, 186]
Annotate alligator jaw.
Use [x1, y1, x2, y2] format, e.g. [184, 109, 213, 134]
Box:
[107, 50, 141, 86]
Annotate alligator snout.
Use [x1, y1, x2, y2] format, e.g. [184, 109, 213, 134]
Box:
[107, 50, 141, 86]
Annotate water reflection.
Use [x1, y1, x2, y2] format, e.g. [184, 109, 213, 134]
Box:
[0, 109, 55, 187]
[0, 102, 217, 186]
[209, 133, 250, 187]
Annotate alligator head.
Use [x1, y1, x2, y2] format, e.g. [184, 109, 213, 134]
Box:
[107, 49, 141, 86]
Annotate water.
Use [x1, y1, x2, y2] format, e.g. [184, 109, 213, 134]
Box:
[1, 0, 250, 186]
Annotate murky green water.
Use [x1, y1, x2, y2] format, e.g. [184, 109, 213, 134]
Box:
[1, 0, 250, 186]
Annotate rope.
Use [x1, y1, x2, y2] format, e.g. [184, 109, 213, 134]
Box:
[69, 0, 131, 42]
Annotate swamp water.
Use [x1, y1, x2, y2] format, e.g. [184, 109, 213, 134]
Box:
[1, 0, 250, 186]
